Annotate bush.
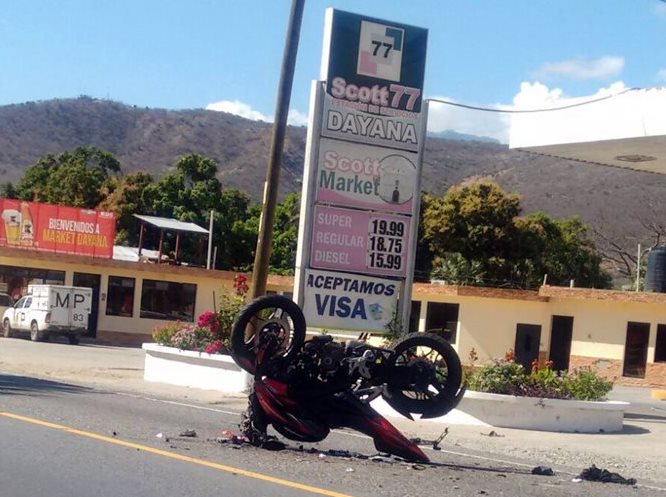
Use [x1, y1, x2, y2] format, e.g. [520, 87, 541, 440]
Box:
[152, 322, 183, 346]
[466, 352, 613, 401]
[170, 325, 215, 352]
[563, 367, 614, 401]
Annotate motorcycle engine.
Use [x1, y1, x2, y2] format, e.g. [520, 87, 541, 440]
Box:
[303, 335, 346, 377]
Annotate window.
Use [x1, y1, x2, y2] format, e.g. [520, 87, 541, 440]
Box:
[0, 265, 65, 300]
[106, 276, 135, 317]
[140, 280, 196, 322]
[655, 324, 666, 363]
[425, 302, 459, 343]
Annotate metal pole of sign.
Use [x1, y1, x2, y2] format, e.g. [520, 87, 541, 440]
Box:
[207, 209, 214, 269]
[399, 101, 429, 334]
[249, 0, 305, 300]
[292, 80, 324, 309]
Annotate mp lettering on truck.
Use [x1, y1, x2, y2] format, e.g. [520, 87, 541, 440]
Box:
[54, 292, 87, 308]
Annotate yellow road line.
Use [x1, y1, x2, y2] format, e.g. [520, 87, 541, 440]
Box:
[0, 411, 356, 497]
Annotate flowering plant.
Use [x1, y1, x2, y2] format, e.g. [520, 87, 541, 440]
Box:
[465, 349, 613, 401]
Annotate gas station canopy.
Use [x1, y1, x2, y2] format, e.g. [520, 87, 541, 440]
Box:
[509, 87, 666, 175]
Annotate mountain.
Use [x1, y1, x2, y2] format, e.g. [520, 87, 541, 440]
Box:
[427, 129, 500, 144]
[1, 97, 665, 270]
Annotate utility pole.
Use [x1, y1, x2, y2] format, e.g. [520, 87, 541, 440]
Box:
[249, 0, 305, 299]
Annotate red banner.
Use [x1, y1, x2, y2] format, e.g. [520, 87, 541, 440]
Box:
[0, 199, 116, 258]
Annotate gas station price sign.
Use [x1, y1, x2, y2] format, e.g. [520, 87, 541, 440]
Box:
[310, 205, 409, 278]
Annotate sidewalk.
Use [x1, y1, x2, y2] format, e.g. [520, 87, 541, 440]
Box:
[2, 337, 665, 485]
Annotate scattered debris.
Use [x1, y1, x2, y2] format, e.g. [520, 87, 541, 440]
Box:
[155, 432, 170, 442]
[112, 431, 117, 437]
[371, 455, 392, 463]
[345, 468, 354, 473]
[318, 453, 327, 459]
[261, 439, 286, 451]
[411, 464, 427, 471]
[432, 428, 449, 451]
[214, 429, 248, 445]
[481, 430, 504, 437]
[179, 429, 197, 438]
[574, 465, 636, 485]
[531, 466, 554, 476]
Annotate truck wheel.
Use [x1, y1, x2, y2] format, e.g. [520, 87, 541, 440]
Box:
[3, 318, 12, 338]
[30, 321, 47, 342]
[68, 335, 80, 345]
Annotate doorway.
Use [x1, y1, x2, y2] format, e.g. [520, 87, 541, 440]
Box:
[73, 272, 101, 338]
[549, 315, 573, 371]
[623, 322, 650, 378]
[515, 324, 541, 372]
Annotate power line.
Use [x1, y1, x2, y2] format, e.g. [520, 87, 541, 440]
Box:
[427, 87, 640, 114]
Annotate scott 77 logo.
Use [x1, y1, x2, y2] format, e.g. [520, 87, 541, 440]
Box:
[357, 21, 404, 82]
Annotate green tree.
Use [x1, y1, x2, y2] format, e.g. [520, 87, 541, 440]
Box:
[269, 193, 300, 274]
[97, 172, 154, 245]
[0, 182, 18, 199]
[16, 146, 121, 207]
[422, 179, 521, 285]
[215, 189, 257, 270]
[423, 179, 610, 289]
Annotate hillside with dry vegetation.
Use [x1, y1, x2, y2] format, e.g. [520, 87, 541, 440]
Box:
[1, 97, 665, 279]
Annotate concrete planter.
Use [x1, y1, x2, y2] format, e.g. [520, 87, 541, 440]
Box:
[374, 390, 628, 433]
[458, 391, 628, 433]
[142, 343, 251, 393]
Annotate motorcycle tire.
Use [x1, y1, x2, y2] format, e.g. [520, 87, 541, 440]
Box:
[383, 333, 463, 419]
[231, 294, 306, 374]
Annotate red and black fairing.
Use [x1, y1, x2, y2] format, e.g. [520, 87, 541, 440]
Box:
[252, 376, 429, 462]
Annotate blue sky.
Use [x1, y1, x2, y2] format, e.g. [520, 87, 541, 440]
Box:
[1, 0, 665, 142]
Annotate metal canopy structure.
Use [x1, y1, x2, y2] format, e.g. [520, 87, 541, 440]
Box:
[509, 87, 666, 175]
[133, 214, 209, 264]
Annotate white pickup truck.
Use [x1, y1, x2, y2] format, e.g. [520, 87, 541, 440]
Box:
[2, 285, 92, 345]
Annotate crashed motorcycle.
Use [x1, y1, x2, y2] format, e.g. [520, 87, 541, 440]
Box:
[230, 294, 465, 462]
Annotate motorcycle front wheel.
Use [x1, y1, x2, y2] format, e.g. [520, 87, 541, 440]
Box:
[230, 294, 306, 374]
[383, 333, 463, 419]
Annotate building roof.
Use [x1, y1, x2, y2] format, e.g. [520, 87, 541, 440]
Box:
[509, 87, 666, 174]
[112, 245, 161, 262]
[134, 215, 209, 234]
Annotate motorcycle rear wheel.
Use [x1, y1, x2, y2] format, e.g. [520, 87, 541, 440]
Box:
[231, 295, 306, 374]
[383, 333, 463, 419]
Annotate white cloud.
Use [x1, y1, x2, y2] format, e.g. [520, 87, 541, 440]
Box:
[287, 109, 308, 127]
[206, 100, 270, 121]
[427, 96, 511, 143]
[512, 80, 628, 108]
[532, 56, 624, 81]
[206, 99, 308, 126]
[426, 81, 632, 145]
[509, 81, 639, 148]
[657, 68, 666, 83]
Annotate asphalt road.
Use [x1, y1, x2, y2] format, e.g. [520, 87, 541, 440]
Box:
[2, 338, 666, 496]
